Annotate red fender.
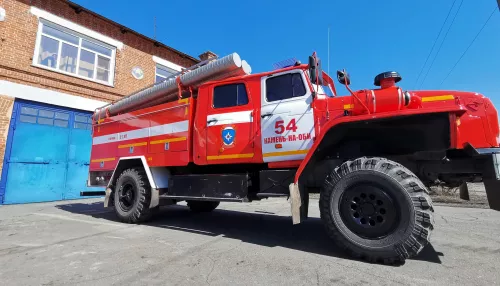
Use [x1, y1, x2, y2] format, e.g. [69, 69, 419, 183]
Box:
[294, 106, 464, 183]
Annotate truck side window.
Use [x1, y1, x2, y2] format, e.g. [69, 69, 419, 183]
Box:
[266, 73, 306, 102]
[213, 83, 249, 108]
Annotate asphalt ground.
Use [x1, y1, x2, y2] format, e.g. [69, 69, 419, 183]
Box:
[0, 198, 499, 285]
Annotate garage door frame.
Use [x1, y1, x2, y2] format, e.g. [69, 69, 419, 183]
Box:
[0, 98, 18, 204]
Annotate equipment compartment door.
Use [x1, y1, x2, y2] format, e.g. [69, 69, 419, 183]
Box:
[260, 70, 315, 162]
[206, 83, 255, 162]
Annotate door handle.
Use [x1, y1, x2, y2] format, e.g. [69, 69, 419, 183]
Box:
[207, 118, 218, 124]
[261, 113, 273, 118]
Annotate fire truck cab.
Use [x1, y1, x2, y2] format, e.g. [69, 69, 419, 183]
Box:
[87, 53, 500, 264]
[195, 64, 318, 165]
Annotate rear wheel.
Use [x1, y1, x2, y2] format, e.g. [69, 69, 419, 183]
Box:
[114, 168, 156, 223]
[187, 201, 220, 213]
[320, 157, 434, 264]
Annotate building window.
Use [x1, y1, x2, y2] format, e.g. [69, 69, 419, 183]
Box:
[19, 106, 70, 128]
[213, 84, 249, 108]
[266, 73, 306, 102]
[34, 20, 116, 86]
[155, 64, 177, 84]
[73, 114, 93, 130]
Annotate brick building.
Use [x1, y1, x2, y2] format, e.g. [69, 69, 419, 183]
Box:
[0, 0, 208, 204]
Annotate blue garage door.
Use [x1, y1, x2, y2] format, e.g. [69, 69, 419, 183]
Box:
[0, 100, 103, 204]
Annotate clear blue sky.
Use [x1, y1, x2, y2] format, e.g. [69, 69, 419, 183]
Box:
[74, 0, 499, 105]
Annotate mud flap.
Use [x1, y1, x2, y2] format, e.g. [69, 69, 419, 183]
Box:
[150, 188, 159, 208]
[459, 182, 470, 201]
[104, 188, 113, 208]
[289, 183, 302, 224]
[289, 183, 309, 224]
[484, 179, 500, 211]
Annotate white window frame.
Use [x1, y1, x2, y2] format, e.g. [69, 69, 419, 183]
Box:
[263, 70, 310, 104]
[32, 19, 116, 87]
[152, 56, 183, 84]
[152, 56, 183, 72]
[155, 63, 179, 84]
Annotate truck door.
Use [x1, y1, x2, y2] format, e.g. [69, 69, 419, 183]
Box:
[260, 69, 315, 162]
[206, 82, 255, 162]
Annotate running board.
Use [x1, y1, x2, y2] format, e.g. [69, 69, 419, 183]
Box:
[80, 191, 106, 196]
[159, 195, 243, 202]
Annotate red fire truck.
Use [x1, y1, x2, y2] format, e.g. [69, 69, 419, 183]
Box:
[86, 52, 500, 264]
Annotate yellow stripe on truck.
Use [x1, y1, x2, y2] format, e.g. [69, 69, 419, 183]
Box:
[91, 157, 116, 163]
[421, 95, 454, 102]
[118, 142, 147, 148]
[207, 153, 254, 160]
[150, 137, 187, 145]
[343, 104, 354, 110]
[263, 149, 309, 157]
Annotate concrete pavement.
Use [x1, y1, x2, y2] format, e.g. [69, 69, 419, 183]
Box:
[0, 198, 499, 285]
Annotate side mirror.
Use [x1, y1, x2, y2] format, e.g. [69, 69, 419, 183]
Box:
[337, 69, 351, 85]
[308, 55, 324, 85]
[308, 56, 317, 84]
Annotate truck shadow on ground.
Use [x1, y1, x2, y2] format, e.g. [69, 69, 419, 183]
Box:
[55, 201, 443, 265]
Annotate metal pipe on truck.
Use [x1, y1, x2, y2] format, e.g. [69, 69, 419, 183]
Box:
[134, 60, 253, 110]
[95, 53, 243, 119]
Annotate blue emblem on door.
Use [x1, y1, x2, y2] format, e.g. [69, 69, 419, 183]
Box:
[222, 127, 235, 146]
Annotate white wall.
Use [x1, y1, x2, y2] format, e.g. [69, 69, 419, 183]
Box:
[0, 80, 107, 111]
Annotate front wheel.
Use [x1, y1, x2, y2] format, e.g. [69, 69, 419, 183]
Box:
[113, 168, 156, 223]
[320, 157, 434, 264]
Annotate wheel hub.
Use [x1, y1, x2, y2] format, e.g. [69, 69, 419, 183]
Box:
[339, 184, 399, 239]
[360, 203, 375, 216]
[118, 182, 136, 212]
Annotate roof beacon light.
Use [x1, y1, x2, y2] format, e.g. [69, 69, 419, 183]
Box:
[273, 58, 299, 70]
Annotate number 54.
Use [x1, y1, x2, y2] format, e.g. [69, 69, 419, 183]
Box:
[275, 118, 298, 134]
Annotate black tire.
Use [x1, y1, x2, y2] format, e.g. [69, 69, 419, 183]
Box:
[186, 201, 220, 213]
[320, 157, 434, 264]
[113, 168, 155, 223]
